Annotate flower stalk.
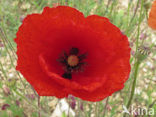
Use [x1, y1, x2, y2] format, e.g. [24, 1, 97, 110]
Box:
[38, 95, 41, 117]
[123, 59, 140, 117]
[127, 59, 140, 109]
[124, 1, 144, 116]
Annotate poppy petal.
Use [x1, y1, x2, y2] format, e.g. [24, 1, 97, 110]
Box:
[15, 6, 131, 101]
[148, 0, 156, 30]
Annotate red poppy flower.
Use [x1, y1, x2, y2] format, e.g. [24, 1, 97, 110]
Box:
[148, 0, 156, 30]
[15, 6, 131, 102]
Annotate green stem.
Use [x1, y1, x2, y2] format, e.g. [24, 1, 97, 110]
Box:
[102, 97, 109, 117]
[95, 102, 99, 117]
[135, 0, 144, 52]
[127, 60, 140, 108]
[104, 0, 111, 15]
[38, 95, 41, 117]
[123, 60, 140, 117]
[0, 59, 8, 80]
[108, 0, 117, 18]
[124, 1, 144, 114]
[13, 89, 38, 109]
[65, 0, 68, 5]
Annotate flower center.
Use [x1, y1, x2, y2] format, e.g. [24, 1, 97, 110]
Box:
[58, 47, 87, 79]
[67, 55, 79, 67]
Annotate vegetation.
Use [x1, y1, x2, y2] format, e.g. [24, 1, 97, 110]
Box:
[0, 0, 156, 116]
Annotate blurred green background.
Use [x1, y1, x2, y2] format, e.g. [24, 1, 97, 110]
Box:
[0, 0, 156, 117]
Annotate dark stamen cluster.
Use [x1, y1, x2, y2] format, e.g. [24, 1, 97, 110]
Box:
[58, 47, 87, 79]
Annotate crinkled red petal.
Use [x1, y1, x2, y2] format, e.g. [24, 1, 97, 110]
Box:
[15, 6, 131, 101]
[148, 0, 156, 30]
